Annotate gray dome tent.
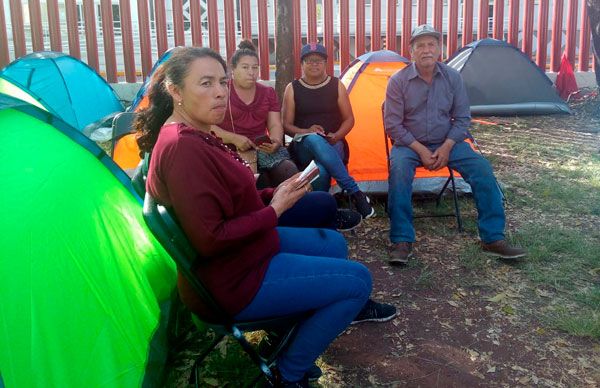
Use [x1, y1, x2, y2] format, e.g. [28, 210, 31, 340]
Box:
[447, 39, 570, 116]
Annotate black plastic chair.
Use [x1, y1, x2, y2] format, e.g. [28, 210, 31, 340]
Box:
[142, 193, 310, 386]
[110, 111, 137, 155]
[381, 104, 463, 232]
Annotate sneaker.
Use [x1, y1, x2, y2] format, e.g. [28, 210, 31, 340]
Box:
[265, 366, 309, 388]
[482, 240, 527, 260]
[351, 299, 397, 324]
[351, 190, 375, 219]
[259, 335, 321, 381]
[335, 208, 362, 232]
[388, 242, 413, 265]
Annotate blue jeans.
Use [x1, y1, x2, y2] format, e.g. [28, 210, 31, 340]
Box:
[388, 141, 505, 244]
[293, 134, 359, 193]
[235, 227, 372, 382]
[279, 191, 337, 229]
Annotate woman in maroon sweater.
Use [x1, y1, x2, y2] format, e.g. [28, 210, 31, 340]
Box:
[136, 47, 394, 387]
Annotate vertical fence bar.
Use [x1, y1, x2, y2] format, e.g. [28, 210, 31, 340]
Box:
[28, 0, 45, 52]
[433, 0, 443, 35]
[207, 0, 219, 50]
[522, 0, 534, 56]
[324, 0, 335, 75]
[507, 0, 519, 46]
[417, 0, 427, 25]
[82, 0, 99, 71]
[189, 0, 203, 46]
[401, 0, 412, 58]
[172, 0, 186, 46]
[371, 0, 381, 51]
[224, 0, 236, 59]
[47, 0, 62, 51]
[386, 0, 397, 52]
[307, 0, 317, 42]
[550, 0, 564, 71]
[493, 0, 504, 39]
[356, 0, 366, 57]
[578, 0, 590, 71]
[339, 0, 350, 70]
[564, 0, 578, 66]
[447, 0, 458, 59]
[137, 0, 152, 77]
[154, 0, 168, 56]
[9, 0, 27, 58]
[462, 0, 473, 47]
[119, 0, 136, 82]
[240, 0, 251, 39]
[536, 0, 549, 70]
[257, 0, 269, 79]
[293, 0, 302, 77]
[0, 2, 9, 67]
[477, 0, 489, 39]
[65, 0, 80, 58]
[100, 0, 117, 82]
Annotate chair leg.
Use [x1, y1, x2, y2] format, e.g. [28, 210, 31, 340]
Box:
[230, 326, 276, 385]
[189, 333, 225, 387]
[436, 176, 453, 206]
[448, 170, 463, 232]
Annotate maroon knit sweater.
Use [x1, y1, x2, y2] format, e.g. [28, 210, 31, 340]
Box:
[146, 123, 279, 319]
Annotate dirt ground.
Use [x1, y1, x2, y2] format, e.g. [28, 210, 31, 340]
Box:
[166, 92, 600, 387]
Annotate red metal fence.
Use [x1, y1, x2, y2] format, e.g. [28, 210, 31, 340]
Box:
[0, 0, 594, 83]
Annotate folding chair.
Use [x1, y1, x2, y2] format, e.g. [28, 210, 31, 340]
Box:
[111, 112, 142, 173]
[142, 193, 310, 387]
[381, 104, 464, 232]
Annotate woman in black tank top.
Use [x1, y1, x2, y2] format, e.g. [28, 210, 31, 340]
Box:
[281, 43, 375, 219]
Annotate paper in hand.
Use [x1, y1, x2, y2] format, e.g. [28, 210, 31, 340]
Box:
[296, 160, 320, 184]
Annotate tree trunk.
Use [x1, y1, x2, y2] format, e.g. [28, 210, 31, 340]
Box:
[275, 0, 294, 102]
[587, 0, 600, 87]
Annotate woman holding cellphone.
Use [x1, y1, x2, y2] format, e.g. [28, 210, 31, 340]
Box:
[212, 40, 297, 188]
[136, 47, 395, 387]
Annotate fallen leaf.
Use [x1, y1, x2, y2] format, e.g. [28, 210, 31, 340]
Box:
[487, 293, 507, 303]
[501, 305, 515, 315]
[448, 300, 460, 307]
[487, 366, 496, 373]
[202, 378, 220, 387]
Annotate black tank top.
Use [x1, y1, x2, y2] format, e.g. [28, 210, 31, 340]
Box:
[292, 76, 342, 134]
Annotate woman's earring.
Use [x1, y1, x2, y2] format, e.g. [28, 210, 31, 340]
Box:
[177, 101, 182, 106]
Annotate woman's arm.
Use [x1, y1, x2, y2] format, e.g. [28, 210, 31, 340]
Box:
[210, 125, 254, 152]
[327, 81, 355, 144]
[256, 111, 284, 154]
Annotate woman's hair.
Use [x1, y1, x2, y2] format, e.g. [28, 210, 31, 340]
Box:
[230, 39, 258, 68]
[135, 47, 227, 154]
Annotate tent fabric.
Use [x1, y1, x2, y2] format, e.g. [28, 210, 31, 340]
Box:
[0, 75, 47, 111]
[130, 48, 176, 112]
[0, 95, 176, 387]
[340, 51, 410, 192]
[447, 39, 570, 116]
[0, 51, 124, 131]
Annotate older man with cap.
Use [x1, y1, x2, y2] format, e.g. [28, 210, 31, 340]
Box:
[383, 25, 526, 265]
[282, 42, 375, 219]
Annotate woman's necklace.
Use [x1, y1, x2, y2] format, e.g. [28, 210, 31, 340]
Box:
[299, 75, 331, 89]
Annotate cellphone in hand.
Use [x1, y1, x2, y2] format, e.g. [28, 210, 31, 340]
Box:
[254, 134, 272, 146]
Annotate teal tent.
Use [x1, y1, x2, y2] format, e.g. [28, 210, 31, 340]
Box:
[0, 52, 124, 131]
[0, 95, 176, 387]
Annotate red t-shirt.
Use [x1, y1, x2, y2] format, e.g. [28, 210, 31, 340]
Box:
[219, 82, 280, 140]
[146, 123, 279, 319]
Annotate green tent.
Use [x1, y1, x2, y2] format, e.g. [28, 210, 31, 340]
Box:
[0, 95, 177, 387]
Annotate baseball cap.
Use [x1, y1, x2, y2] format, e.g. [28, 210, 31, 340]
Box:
[410, 24, 441, 43]
[300, 42, 328, 61]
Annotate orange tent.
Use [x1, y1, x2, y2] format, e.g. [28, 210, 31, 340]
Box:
[340, 50, 409, 192]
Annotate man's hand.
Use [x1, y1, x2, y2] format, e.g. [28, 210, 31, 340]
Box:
[418, 149, 437, 170]
[430, 139, 455, 170]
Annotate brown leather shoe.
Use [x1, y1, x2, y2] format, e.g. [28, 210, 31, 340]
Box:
[389, 242, 413, 265]
[482, 240, 526, 259]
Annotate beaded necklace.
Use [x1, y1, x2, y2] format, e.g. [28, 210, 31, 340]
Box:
[179, 122, 252, 170]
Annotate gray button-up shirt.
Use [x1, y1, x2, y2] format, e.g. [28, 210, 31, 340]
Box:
[384, 62, 471, 147]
